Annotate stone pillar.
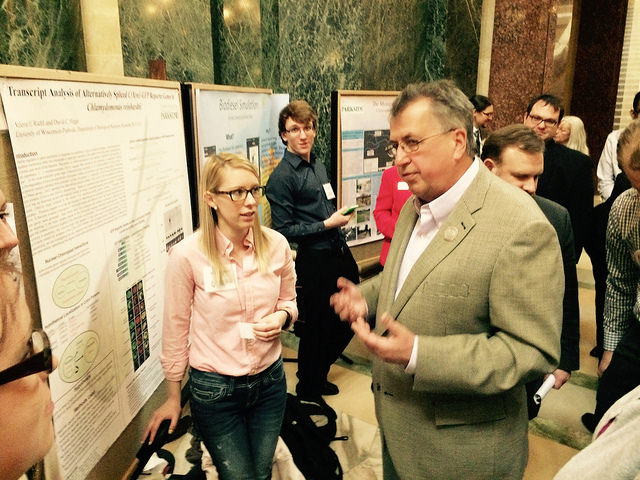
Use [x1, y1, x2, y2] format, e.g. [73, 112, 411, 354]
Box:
[488, 0, 558, 128]
[79, 0, 124, 75]
[476, 0, 496, 95]
[570, 0, 628, 161]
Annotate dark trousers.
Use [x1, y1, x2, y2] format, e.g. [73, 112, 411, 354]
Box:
[525, 377, 544, 420]
[294, 245, 359, 398]
[588, 201, 609, 354]
[593, 320, 640, 423]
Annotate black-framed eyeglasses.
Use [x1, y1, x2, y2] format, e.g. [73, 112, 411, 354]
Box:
[527, 113, 558, 128]
[385, 128, 456, 159]
[285, 125, 315, 136]
[481, 110, 494, 118]
[214, 186, 265, 202]
[0, 329, 52, 386]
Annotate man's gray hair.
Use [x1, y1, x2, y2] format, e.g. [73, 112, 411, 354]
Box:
[391, 80, 474, 157]
[618, 118, 640, 170]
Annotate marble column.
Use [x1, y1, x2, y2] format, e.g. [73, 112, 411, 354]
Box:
[488, 0, 558, 128]
[476, 0, 496, 95]
[80, 0, 124, 75]
[570, 0, 628, 161]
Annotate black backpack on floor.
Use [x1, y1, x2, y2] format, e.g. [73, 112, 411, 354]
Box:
[279, 394, 347, 480]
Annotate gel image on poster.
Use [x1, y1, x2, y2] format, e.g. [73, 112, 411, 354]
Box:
[126, 280, 149, 370]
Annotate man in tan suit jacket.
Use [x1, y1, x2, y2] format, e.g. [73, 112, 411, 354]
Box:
[331, 81, 563, 479]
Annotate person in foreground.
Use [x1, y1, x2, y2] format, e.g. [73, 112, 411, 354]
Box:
[0, 188, 58, 480]
[143, 153, 297, 480]
[481, 125, 580, 418]
[554, 384, 640, 479]
[330, 80, 563, 480]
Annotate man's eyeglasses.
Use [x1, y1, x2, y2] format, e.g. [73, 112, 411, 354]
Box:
[527, 113, 558, 128]
[385, 128, 456, 159]
[214, 186, 265, 202]
[285, 125, 315, 136]
[481, 110, 494, 119]
[0, 329, 52, 386]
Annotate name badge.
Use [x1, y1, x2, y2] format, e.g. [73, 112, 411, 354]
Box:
[323, 182, 336, 200]
[397, 181, 409, 190]
[238, 322, 255, 339]
[203, 266, 236, 293]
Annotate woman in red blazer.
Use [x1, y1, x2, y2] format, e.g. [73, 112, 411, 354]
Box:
[373, 166, 412, 265]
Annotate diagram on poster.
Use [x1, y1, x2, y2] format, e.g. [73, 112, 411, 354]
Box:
[336, 91, 398, 246]
[0, 73, 192, 480]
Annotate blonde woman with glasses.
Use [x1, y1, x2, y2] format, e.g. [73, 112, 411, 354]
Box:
[144, 153, 297, 480]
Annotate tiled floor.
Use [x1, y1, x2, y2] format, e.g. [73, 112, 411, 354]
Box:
[161, 254, 600, 479]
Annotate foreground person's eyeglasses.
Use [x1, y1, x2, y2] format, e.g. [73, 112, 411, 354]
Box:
[0, 329, 52, 386]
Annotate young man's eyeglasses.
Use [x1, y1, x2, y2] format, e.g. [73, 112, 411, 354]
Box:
[214, 186, 265, 202]
[385, 128, 456, 159]
[527, 114, 558, 128]
[0, 329, 52, 386]
[285, 125, 315, 136]
[481, 110, 494, 119]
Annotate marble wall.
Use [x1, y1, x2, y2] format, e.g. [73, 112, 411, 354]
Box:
[446, 0, 483, 96]
[211, 0, 482, 173]
[119, 0, 214, 82]
[0, 0, 85, 70]
[570, 0, 628, 161]
[0, 0, 482, 175]
[488, 0, 558, 128]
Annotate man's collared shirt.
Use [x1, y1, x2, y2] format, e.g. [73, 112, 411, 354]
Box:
[603, 188, 640, 351]
[266, 149, 343, 249]
[396, 159, 480, 299]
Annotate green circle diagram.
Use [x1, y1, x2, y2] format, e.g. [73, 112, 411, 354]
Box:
[59, 331, 99, 383]
[52, 264, 90, 308]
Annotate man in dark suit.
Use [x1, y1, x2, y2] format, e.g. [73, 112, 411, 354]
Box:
[482, 124, 580, 418]
[523, 94, 593, 259]
[469, 94, 493, 155]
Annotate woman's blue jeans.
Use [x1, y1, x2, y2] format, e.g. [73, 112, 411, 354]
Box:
[189, 358, 287, 480]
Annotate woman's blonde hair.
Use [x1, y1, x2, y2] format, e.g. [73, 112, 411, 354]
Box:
[560, 115, 590, 155]
[197, 153, 271, 285]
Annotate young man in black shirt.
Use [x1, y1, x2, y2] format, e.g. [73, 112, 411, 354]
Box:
[266, 100, 359, 401]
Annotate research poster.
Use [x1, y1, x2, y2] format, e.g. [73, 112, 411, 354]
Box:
[337, 92, 398, 246]
[193, 87, 289, 226]
[1, 75, 192, 480]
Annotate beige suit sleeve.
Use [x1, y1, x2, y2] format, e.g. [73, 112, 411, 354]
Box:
[359, 272, 381, 325]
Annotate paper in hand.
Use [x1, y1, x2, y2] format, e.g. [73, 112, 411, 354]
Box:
[533, 374, 556, 405]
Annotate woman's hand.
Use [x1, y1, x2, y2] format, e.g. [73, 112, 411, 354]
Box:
[142, 381, 182, 444]
[253, 311, 288, 341]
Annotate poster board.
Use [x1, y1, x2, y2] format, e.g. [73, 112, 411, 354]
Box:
[0, 65, 192, 480]
[333, 90, 399, 247]
[183, 83, 289, 227]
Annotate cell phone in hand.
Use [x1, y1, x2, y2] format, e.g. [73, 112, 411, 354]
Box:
[341, 205, 358, 215]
